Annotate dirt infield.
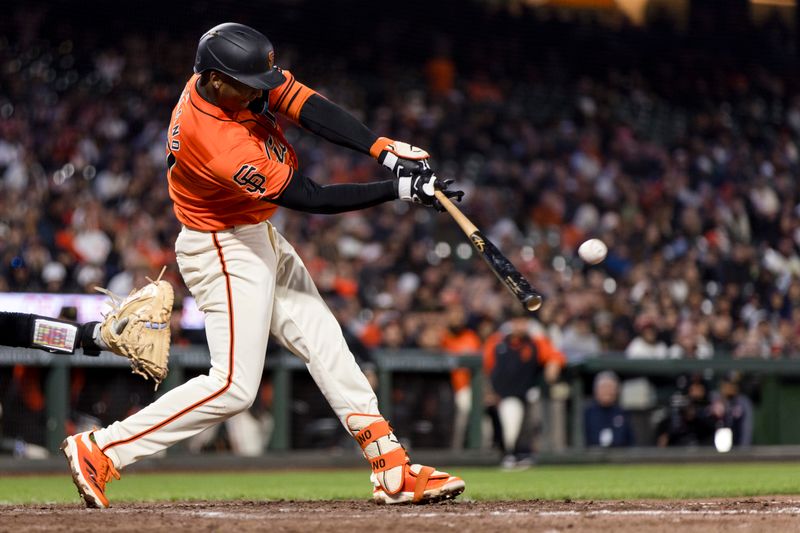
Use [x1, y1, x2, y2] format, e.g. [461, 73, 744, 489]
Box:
[3, 497, 800, 532]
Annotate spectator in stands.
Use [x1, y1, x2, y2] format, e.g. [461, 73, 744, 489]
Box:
[560, 313, 601, 362]
[626, 316, 669, 359]
[668, 320, 714, 360]
[709, 372, 754, 448]
[656, 374, 717, 447]
[440, 304, 482, 450]
[584, 371, 635, 448]
[483, 308, 565, 468]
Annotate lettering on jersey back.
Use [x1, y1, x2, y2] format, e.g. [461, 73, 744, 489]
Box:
[265, 135, 288, 163]
[233, 164, 267, 195]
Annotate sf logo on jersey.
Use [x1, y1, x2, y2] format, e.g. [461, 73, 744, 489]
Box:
[233, 164, 267, 195]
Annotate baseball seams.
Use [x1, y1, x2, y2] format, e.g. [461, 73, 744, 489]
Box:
[93, 222, 380, 468]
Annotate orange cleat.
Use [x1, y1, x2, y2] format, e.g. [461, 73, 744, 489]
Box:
[372, 462, 466, 505]
[347, 414, 465, 505]
[61, 431, 120, 508]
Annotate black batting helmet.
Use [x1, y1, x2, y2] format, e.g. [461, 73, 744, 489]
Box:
[194, 22, 286, 90]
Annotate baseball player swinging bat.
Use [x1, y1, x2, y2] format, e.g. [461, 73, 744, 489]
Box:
[434, 190, 543, 312]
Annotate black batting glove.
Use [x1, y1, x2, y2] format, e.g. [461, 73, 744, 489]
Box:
[398, 170, 465, 212]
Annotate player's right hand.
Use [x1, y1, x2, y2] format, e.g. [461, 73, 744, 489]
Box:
[398, 170, 464, 212]
[373, 137, 431, 179]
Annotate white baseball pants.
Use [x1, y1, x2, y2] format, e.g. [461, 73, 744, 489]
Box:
[94, 222, 379, 468]
[497, 396, 525, 453]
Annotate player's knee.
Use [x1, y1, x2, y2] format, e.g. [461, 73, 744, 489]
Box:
[223, 382, 257, 414]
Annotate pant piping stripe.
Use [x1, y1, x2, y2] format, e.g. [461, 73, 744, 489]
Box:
[101, 231, 235, 452]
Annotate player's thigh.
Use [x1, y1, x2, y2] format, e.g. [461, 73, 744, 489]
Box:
[177, 225, 277, 371]
[268, 229, 345, 362]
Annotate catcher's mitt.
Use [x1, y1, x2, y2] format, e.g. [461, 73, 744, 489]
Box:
[96, 267, 174, 389]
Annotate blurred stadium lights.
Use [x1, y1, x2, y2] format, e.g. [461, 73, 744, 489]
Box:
[455, 243, 473, 260]
[503, 0, 795, 30]
[517, 0, 680, 26]
[750, 0, 795, 5]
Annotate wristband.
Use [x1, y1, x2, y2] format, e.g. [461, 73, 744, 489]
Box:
[31, 318, 79, 354]
[369, 137, 393, 159]
[397, 177, 412, 200]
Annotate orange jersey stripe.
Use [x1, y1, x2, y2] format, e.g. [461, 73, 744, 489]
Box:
[268, 70, 316, 122]
[102, 232, 235, 452]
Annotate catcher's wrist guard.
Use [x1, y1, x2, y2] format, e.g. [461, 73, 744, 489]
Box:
[96, 266, 174, 389]
[30, 317, 82, 354]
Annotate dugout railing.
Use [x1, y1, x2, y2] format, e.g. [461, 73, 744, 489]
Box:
[3, 347, 800, 455]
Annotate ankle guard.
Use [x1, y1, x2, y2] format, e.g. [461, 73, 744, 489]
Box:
[347, 414, 408, 495]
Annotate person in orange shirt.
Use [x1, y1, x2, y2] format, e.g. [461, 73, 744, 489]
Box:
[61, 22, 465, 509]
[484, 310, 566, 468]
[439, 304, 482, 450]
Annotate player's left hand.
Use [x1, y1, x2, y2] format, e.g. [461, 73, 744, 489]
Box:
[399, 170, 464, 212]
[376, 138, 431, 179]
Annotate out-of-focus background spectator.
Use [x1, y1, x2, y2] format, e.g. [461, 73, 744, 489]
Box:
[709, 371, 754, 448]
[584, 371, 635, 448]
[656, 374, 717, 447]
[483, 310, 565, 467]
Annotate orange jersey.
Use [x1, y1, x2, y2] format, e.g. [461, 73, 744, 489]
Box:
[166, 70, 315, 231]
[441, 329, 482, 393]
[483, 332, 566, 375]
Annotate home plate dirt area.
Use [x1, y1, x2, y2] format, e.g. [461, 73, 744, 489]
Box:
[4, 498, 800, 532]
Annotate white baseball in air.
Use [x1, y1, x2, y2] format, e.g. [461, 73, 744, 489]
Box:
[578, 238, 607, 265]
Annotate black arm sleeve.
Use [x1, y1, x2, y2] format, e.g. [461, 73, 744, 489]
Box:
[270, 172, 398, 214]
[0, 311, 99, 355]
[298, 94, 379, 156]
[0, 311, 34, 347]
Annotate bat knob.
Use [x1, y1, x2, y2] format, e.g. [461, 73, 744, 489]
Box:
[523, 294, 543, 312]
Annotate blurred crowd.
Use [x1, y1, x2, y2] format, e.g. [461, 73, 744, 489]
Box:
[1, 4, 798, 363]
[0, 2, 798, 452]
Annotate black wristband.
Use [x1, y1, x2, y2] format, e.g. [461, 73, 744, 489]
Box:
[80, 321, 102, 356]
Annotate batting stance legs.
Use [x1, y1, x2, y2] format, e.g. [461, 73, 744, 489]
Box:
[76, 222, 462, 506]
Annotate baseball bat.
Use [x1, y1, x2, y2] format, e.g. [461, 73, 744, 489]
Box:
[434, 190, 543, 312]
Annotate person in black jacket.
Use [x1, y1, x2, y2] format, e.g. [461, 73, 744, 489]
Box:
[484, 313, 565, 467]
[584, 371, 635, 447]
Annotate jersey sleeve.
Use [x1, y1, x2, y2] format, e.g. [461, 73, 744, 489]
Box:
[268, 69, 317, 122]
[533, 335, 567, 368]
[206, 133, 295, 201]
[482, 332, 502, 374]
